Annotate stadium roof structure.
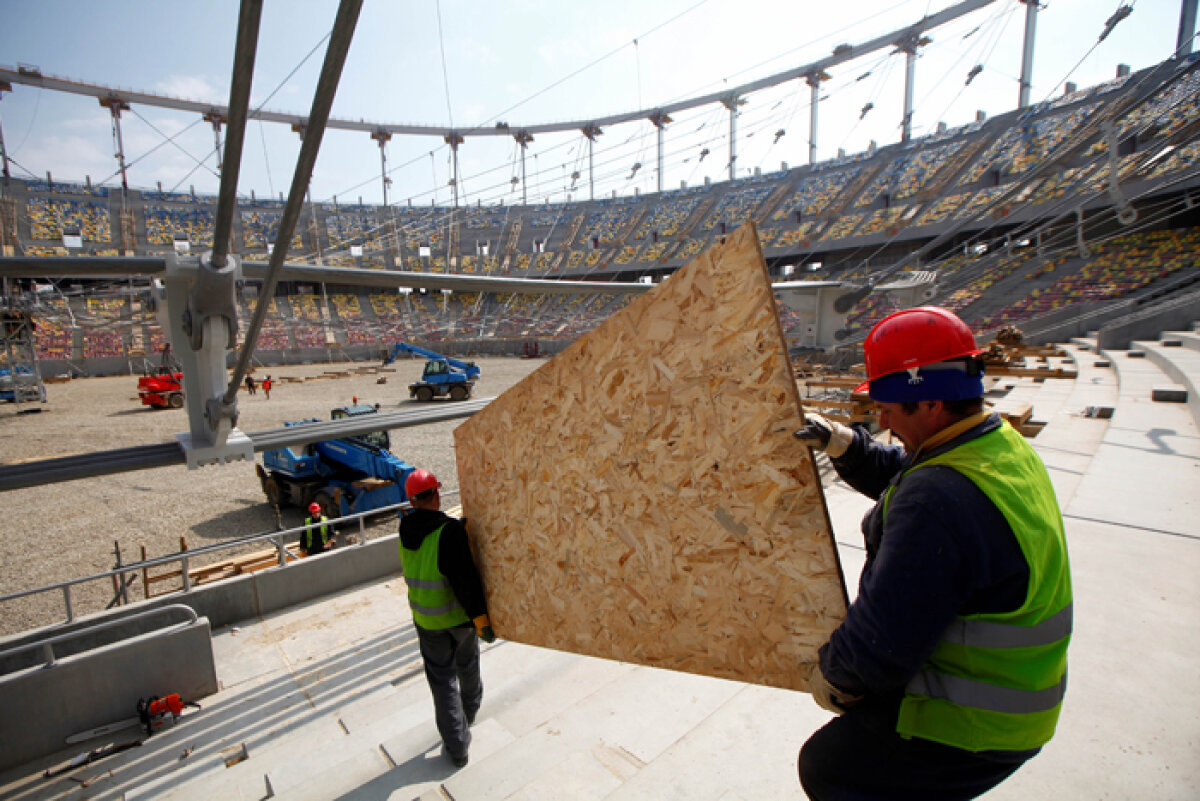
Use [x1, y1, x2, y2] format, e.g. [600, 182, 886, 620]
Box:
[0, 0, 1007, 197]
[2, 0, 1200, 484]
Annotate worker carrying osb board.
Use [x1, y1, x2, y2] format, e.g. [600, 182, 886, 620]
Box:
[794, 306, 1072, 800]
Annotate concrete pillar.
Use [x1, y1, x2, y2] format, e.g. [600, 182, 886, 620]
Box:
[1018, 0, 1039, 108]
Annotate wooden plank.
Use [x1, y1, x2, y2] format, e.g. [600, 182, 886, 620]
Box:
[454, 223, 846, 693]
[987, 366, 1077, 379]
[802, 378, 864, 389]
[1000, 403, 1034, 426]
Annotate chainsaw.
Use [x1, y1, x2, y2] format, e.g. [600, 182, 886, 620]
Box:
[65, 693, 201, 745]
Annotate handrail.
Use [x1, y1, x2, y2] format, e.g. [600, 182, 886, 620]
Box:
[0, 490, 460, 625]
[0, 603, 198, 669]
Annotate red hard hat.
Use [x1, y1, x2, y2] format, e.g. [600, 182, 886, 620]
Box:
[308, 502, 322, 515]
[857, 307, 984, 400]
[405, 469, 440, 498]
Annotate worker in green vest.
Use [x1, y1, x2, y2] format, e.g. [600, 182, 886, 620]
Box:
[794, 307, 1072, 800]
[399, 469, 494, 769]
[302, 502, 334, 555]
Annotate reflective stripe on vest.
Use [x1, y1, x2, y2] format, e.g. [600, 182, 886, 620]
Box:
[399, 522, 470, 630]
[907, 669, 1068, 716]
[884, 421, 1072, 752]
[303, 517, 332, 549]
[939, 602, 1072, 650]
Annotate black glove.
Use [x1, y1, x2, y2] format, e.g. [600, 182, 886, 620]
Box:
[794, 413, 854, 458]
[473, 614, 496, 643]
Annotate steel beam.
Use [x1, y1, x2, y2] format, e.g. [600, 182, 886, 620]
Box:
[1179, 0, 1199, 57]
[1018, 0, 1039, 108]
[807, 76, 821, 165]
[0, 398, 493, 492]
[902, 48, 917, 142]
[0, 256, 654, 294]
[0, 0, 996, 142]
[212, 0, 262, 269]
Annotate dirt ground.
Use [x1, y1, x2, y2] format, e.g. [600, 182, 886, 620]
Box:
[0, 355, 543, 637]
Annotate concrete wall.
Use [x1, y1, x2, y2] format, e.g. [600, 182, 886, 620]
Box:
[36, 340, 559, 380]
[0, 617, 217, 773]
[0, 534, 404, 675]
[1097, 290, 1200, 349]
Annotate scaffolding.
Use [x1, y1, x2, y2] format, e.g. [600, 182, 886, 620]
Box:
[0, 296, 48, 405]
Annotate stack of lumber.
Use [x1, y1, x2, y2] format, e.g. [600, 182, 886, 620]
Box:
[143, 540, 300, 598]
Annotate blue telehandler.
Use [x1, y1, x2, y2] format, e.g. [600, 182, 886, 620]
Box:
[255, 403, 417, 520]
[382, 342, 480, 401]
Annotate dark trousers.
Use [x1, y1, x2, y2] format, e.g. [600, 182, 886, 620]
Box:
[799, 710, 1034, 801]
[416, 622, 482, 759]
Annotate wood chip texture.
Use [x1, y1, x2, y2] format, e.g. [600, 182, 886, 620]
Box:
[454, 223, 846, 692]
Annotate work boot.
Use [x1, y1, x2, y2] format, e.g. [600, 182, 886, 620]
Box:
[448, 749, 469, 768]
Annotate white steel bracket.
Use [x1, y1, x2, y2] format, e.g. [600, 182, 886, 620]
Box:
[155, 252, 254, 469]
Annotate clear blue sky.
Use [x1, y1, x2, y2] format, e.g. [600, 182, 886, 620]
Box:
[0, 0, 1193, 207]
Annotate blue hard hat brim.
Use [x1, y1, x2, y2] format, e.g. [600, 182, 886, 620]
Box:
[866, 366, 985, 403]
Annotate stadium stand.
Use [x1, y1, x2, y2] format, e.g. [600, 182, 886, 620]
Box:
[5, 57, 1200, 370]
[145, 205, 215, 246]
[975, 228, 1200, 331]
[27, 198, 111, 242]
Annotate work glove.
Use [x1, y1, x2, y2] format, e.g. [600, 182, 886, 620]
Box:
[473, 614, 496, 644]
[794, 413, 854, 459]
[807, 662, 863, 715]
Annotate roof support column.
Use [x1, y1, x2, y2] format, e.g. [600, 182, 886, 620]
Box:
[650, 113, 671, 193]
[1178, 0, 1198, 57]
[204, 110, 226, 173]
[99, 95, 132, 192]
[370, 130, 391, 206]
[805, 71, 829, 165]
[721, 95, 741, 181]
[445, 131, 463, 208]
[897, 36, 922, 142]
[581, 125, 602, 201]
[904, 49, 916, 141]
[1018, 0, 1039, 108]
[0, 81, 10, 183]
[514, 131, 533, 206]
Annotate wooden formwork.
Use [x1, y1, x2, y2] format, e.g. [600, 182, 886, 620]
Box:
[454, 223, 846, 693]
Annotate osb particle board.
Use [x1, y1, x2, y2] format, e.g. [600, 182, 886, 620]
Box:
[454, 222, 846, 693]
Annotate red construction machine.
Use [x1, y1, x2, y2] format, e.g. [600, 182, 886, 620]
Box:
[136, 344, 184, 409]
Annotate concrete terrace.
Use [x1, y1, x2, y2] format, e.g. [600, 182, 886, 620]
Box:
[2, 334, 1199, 800]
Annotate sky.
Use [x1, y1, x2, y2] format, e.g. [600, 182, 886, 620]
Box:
[0, 0, 1194, 208]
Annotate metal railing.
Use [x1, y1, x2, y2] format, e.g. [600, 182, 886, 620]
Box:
[0, 491, 459, 628]
[0, 603, 197, 668]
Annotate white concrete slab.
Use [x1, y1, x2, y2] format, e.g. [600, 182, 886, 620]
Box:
[4, 353, 1200, 801]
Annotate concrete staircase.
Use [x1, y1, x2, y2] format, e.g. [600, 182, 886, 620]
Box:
[5, 351, 1200, 801]
[29, 573, 823, 801]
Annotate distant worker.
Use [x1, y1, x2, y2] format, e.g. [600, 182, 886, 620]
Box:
[262, 375, 272, 400]
[793, 306, 1072, 800]
[245, 375, 256, 395]
[399, 469, 495, 769]
[301, 502, 334, 555]
[352, 395, 358, 406]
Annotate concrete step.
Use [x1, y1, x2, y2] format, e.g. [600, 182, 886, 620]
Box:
[1129, 338, 1200, 429]
[437, 663, 745, 801]
[1069, 336, 1097, 352]
[1160, 329, 1200, 353]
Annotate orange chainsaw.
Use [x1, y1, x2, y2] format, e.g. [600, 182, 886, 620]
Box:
[65, 693, 201, 745]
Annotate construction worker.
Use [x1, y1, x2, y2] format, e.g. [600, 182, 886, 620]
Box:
[301, 502, 334, 555]
[399, 469, 494, 769]
[262, 375, 272, 400]
[245, 375, 256, 395]
[794, 306, 1072, 800]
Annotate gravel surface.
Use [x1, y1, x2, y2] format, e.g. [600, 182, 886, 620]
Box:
[0, 356, 542, 637]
